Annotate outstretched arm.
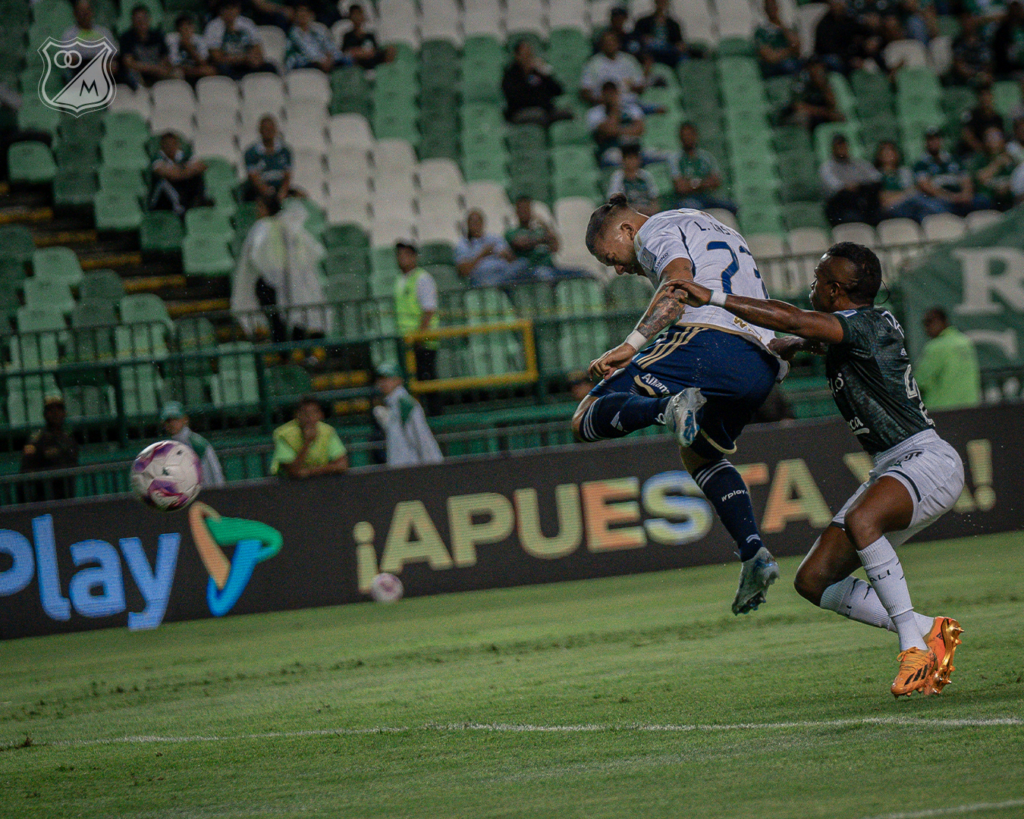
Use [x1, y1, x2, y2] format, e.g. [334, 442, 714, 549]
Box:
[668, 279, 846, 346]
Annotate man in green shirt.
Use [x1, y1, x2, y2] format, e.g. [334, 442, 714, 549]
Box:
[671, 122, 736, 212]
[915, 308, 981, 410]
[271, 396, 348, 478]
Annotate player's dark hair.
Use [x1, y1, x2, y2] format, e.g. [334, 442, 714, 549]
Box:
[585, 193, 631, 253]
[824, 242, 882, 304]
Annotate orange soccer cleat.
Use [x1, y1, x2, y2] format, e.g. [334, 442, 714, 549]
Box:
[925, 617, 964, 694]
[891, 647, 937, 698]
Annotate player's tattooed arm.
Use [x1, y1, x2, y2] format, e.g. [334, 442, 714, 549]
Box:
[635, 283, 686, 340]
[669, 280, 845, 345]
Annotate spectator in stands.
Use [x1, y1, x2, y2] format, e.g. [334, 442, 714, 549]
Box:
[902, 0, 939, 45]
[167, 13, 216, 82]
[969, 126, 1019, 209]
[150, 131, 208, 215]
[915, 307, 981, 409]
[20, 394, 79, 503]
[161, 402, 226, 487]
[608, 144, 660, 215]
[119, 5, 173, 88]
[505, 195, 563, 276]
[783, 58, 845, 131]
[580, 30, 646, 106]
[960, 86, 1004, 156]
[341, 4, 395, 69]
[60, 0, 118, 72]
[1005, 117, 1024, 202]
[244, 115, 293, 201]
[285, 0, 345, 71]
[755, 0, 802, 77]
[456, 210, 522, 287]
[820, 133, 882, 225]
[814, 0, 870, 74]
[1009, 77, 1024, 121]
[992, 1, 1024, 74]
[596, 7, 642, 58]
[874, 139, 947, 221]
[271, 396, 348, 479]
[670, 122, 735, 212]
[394, 241, 439, 394]
[633, 0, 687, 67]
[373, 363, 443, 467]
[587, 81, 645, 167]
[913, 128, 980, 216]
[502, 39, 570, 126]
[205, 0, 273, 79]
[950, 14, 994, 86]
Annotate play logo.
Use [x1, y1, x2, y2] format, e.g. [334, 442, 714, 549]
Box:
[188, 503, 282, 617]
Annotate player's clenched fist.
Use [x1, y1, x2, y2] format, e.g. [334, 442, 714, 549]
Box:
[589, 342, 638, 381]
[665, 279, 712, 307]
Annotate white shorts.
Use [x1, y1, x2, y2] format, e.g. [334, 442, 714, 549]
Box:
[832, 429, 965, 547]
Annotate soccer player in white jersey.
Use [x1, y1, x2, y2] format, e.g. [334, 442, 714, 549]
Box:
[672, 243, 965, 697]
[574, 194, 787, 614]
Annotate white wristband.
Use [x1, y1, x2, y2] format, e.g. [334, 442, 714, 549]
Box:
[708, 290, 728, 307]
[625, 330, 649, 350]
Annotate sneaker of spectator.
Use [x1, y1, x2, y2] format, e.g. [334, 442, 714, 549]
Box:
[670, 122, 736, 212]
[167, 13, 216, 82]
[586, 81, 645, 167]
[455, 210, 526, 288]
[950, 13, 994, 86]
[580, 30, 646, 106]
[994, 1, 1024, 75]
[341, 4, 396, 69]
[783, 58, 845, 131]
[820, 133, 882, 225]
[205, 0, 275, 78]
[633, 0, 688, 67]
[60, 0, 118, 74]
[502, 39, 571, 125]
[244, 115, 294, 201]
[960, 85, 1004, 156]
[119, 4, 173, 88]
[286, 0, 345, 71]
[913, 128, 983, 216]
[755, 0, 802, 77]
[814, 0, 871, 74]
[505, 195, 586, 281]
[607, 144, 660, 215]
[969, 126, 1019, 209]
[874, 139, 947, 221]
[150, 131, 208, 215]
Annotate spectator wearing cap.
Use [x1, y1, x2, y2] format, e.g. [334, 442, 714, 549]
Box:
[161, 402, 225, 487]
[580, 30, 646, 106]
[119, 4, 173, 88]
[394, 242, 440, 395]
[373, 363, 443, 467]
[633, 0, 687, 67]
[271, 396, 348, 478]
[150, 131, 208, 215]
[243, 115, 293, 201]
[19, 394, 79, 502]
[820, 133, 882, 225]
[913, 128, 981, 216]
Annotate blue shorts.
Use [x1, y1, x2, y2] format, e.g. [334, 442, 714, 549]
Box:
[589, 326, 780, 459]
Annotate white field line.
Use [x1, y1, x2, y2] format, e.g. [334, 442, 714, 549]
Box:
[861, 799, 1024, 819]
[39, 715, 1023, 749]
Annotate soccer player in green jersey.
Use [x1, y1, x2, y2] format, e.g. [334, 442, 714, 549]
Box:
[672, 243, 965, 698]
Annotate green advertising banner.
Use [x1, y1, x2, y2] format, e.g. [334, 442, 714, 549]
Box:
[903, 207, 1024, 370]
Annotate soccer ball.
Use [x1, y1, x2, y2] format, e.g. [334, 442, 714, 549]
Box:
[130, 441, 202, 512]
[370, 572, 404, 603]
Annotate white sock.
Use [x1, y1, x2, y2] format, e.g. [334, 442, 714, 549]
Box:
[820, 576, 935, 635]
[858, 536, 928, 652]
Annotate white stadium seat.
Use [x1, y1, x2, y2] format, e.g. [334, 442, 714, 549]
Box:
[673, 0, 717, 47]
[195, 104, 240, 136]
[832, 222, 878, 247]
[285, 69, 331, 105]
[257, 25, 288, 72]
[417, 158, 465, 196]
[192, 132, 240, 165]
[327, 196, 372, 228]
[371, 215, 417, 247]
[877, 218, 923, 246]
[326, 144, 372, 179]
[149, 108, 196, 141]
[373, 138, 417, 176]
[466, 181, 514, 231]
[715, 0, 756, 39]
[505, 0, 545, 37]
[109, 85, 152, 120]
[463, 8, 503, 37]
[240, 72, 285, 110]
[417, 211, 463, 244]
[706, 208, 739, 231]
[883, 39, 929, 69]
[928, 35, 953, 75]
[796, 3, 827, 57]
[196, 76, 240, 110]
[922, 213, 966, 242]
[787, 227, 830, 255]
[328, 114, 374, 150]
[420, 0, 462, 44]
[151, 79, 195, 115]
[966, 209, 1001, 231]
[747, 233, 787, 258]
[326, 176, 371, 203]
[548, 0, 588, 31]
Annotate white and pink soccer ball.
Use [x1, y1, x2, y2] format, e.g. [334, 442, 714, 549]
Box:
[370, 572, 404, 603]
[130, 441, 202, 512]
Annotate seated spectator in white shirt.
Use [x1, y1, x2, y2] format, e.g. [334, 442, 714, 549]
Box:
[820, 133, 882, 225]
[455, 210, 525, 288]
[285, 0, 345, 71]
[580, 29, 646, 106]
[204, 0, 274, 78]
[586, 81, 645, 166]
[607, 144, 660, 215]
[166, 13, 216, 82]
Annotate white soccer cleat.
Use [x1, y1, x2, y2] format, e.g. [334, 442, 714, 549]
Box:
[662, 388, 706, 448]
[732, 546, 780, 615]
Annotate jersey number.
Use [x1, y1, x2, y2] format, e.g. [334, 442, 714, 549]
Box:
[707, 242, 769, 299]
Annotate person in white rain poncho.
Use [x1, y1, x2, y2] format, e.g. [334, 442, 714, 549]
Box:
[231, 196, 329, 342]
[372, 363, 443, 468]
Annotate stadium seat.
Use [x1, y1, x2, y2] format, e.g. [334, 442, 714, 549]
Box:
[151, 79, 196, 115]
[921, 213, 966, 242]
[23, 277, 74, 314]
[831, 222, 878, 247]
[140, 211, 186, 253]
[53, 169, 99, 207]
[183, 235, 235, 277]
[883, 39, 929, 68]
[0, 225, 36, 265]
[877, 218, 923, 246]
[80, 269, 125, 303]
[787, 227, 830, 256]
[94, 190, 144, 232]
[966, 209, 1001, 232]
[197, 75, 241, 110]
[286, 69, 331, 105]
[32, 247, 83, 286]
[8, 142, 56, 184]
[257, 26, 288, 72]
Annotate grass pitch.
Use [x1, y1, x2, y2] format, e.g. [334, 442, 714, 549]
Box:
[1, 531, 1022, 819]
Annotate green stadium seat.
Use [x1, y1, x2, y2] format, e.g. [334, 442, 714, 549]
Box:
[784, 201, 829, 231]
[80, 269, 124, 303]
[104, 111, 150, 142]
[418, 242, 455, 267]
[324, 272, 369, 302]
[100, 137, 151, 172]
[23, 278, 74, 314]
[210, 342, 260, 407]
[183, 235, 234, 277]
[68, 299, 117, 365]
[32, 247, 83, 286]
[8, 142, 56, 184]
[323, 223, 369, 250]
[53, 169, 98, 207]
[54, 139, 100, 171]
[98, 167, 147, 199]
[266, 364, 312, 399]
[184, 206, 234, 241]
[119, 366, 163, 416]
[140, 211, 185, 253]
[424, 264, 463, 293]
[0, 225, 36, 265]
[323, 247, 369, 278]
[94, 189, 144, 232]
[550, 118, 590, 147]
[17, 100, 59, 134]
